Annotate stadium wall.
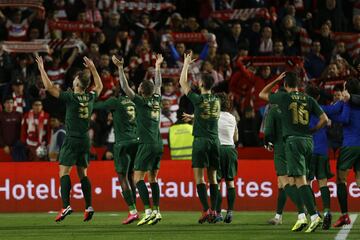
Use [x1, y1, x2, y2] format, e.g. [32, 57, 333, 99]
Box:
[0, 160, 358, 212]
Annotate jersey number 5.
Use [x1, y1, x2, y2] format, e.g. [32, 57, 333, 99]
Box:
[289, 102, 309, 125]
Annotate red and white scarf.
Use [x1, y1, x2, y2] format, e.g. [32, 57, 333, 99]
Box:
[26, 110, 46, 146]
[48, 20, 101, 33]
[117, 1, 175, 12]
[0, 0, 45, 17]
[12, 92, 25, 114]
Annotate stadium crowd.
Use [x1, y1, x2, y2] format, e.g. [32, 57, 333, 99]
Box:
[0, 0, 359, 161]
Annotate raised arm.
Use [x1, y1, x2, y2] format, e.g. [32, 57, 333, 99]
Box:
[154, 54, 163, 95]
[112, 55, 135, 99]
[83, 57, 103, 96]
[35, 55, 60, 98]
[179, 52, 195, 95]
[259, 72, 286, 101]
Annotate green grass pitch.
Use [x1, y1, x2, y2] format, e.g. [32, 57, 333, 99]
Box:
[0, 212, 359, 240]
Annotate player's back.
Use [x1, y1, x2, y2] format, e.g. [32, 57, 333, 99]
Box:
[113, 96, 137, 142]
[270, 91, 322, 138]
[343, 104, 360, 146]
[189, 93, 220, 139]
[59, 91, 97, 137]
[218, 111, 236, 145]
[133, 94, 161, 144]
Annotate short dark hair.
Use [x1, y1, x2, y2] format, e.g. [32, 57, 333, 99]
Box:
[2, 95, 13, 104]
[284, 72, 299, 88]
[216, 92, 231, 112]
[346, 78, 360, 95]
[201, 73, 215, 90]
[333, 83, 344, 92]
[305, 85, 320, 99]
[31, 98, 42, 106]
[77, 71, 91, 91]
[141, 80, 155, 96]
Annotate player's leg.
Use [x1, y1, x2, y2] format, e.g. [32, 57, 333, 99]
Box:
[269, 177, 286, 225]
[224, 180, 235, 223]
[334, 169, 351, 227]
[214, 179, 223, 223]
[55, 165, 73, 222]
[77, 166, 94, 222]
[118, 171, 139, 224]
[318, 178, 331, 229]
[134, 170, 152, 226]
[208, 167, 218, 220]
[128, 172, 137, 205]
[194, 167, 212, 223]
[147, 169, 162, 225]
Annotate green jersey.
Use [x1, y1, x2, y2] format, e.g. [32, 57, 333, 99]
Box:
[264, 105, 283, 147]
[132, 94, 162, 144]
[94, 96, 137, 143]
[59, 91, 97, 137]
[269, 91, 324, 138]
[187, 91, 220, 139]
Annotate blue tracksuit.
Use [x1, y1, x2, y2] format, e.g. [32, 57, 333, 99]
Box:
[310, 101, 343, 155]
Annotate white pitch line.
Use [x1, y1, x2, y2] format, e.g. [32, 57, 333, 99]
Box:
[334, 214, 358, 240]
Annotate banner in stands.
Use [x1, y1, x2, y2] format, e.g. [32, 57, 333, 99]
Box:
[0, 160, 358, 212]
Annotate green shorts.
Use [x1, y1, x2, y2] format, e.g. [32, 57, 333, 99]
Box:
[285, 136, 313, 177]
[338, 146, 360, 171]
[217, 145, 238, 181]
[59, 136, 90, 167]
[134, 143, 163, 171]
[192, 137, 220, 170]
[274, 143, 287, 176]
[113, 141, 139, 174]
[308, 154, 334, 180]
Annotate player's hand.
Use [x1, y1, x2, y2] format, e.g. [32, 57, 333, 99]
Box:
[155, 53, 164, 68]
[112, 55, 124, 68]
[35, 54, 44, 70]
[183, 51, 196, 66]
[182, 112, 194, 123]
[3, 145, 10, 154]
[264, 142, 274, 152]
[83, 56, 96, 70]
[275, 72, 286, 82]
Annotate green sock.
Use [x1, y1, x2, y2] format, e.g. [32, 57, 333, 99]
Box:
[80, 177, 92, 208]
[276, 188, 287, 215]
[196, 183, 209, 211]
[216, 188, 222, 213]
[131, 187, 137, 206]
[122, 190, 135, 210]
[299, 185, 316, 216]
[227, 187, 236, 211]
[337, 183, 348, 214]
[136, 180, 150, 209]
[284, 184, 304, 214]
[60, 175, 71, 208]
[209, 184, 218, 210]
[150, 182, 160, 210]
[320, 186, 331, 212]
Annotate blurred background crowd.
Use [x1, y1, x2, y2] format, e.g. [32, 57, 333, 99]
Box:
[0, 0, 358, 161]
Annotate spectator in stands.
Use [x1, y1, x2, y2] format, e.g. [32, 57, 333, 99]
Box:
[217, 53, 232, 84]
[28, 27, 41, 41]
[247, 20, 261, 56]
[48, 115, 65, 162]
[21, 99, 50, 161]
[160, 99, 177, 145]
[10, 78, 29, 114]
[220, 22, 249, 59]
[162, 79, 180, 114]
[0, 96, 22, 158]
[258, 26, 273, 56]
[305, 40, 327, 79]
[99, 68, 115, 100]
[333, 41, 352, 64]
[201, 60, 224, 86]
[0, 9, 37, 41]
[0, 46, 13, 96]
[238, 106, 260, 147]
[273, 40, 285, 56]
[103, 112, 114, 160]
[102, 12, 123, 51]
[11, 54, 36, 90]
[280, 15, 301, 56]
[317, 23, 335, 62]
[315, 0, 348, 32]
[351, 14, 360, 33]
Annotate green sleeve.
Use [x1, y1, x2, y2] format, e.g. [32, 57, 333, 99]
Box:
[269, 92, 284, 105]
[309, 96, 324, 117]
[264, 107, 275, 142]
[93, 97, 118, 110]
[58, 91, 72, 103]
[187, 91, 201, 105]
